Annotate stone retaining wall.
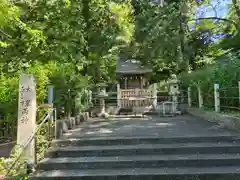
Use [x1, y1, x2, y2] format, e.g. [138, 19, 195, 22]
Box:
[186, 107, 240, 131]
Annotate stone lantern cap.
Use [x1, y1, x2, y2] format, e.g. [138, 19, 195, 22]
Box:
[169, 74, 179, 85]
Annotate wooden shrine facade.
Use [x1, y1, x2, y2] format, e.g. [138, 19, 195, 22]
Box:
[119, 74, 148, 89]
[116, 58, 157, 109]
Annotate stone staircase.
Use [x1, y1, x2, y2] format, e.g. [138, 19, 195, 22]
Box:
[30, 135, 240, 179]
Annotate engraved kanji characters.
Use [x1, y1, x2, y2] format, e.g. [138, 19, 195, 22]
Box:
[19, 84, 32, 124]
[21, 116, 29, 124]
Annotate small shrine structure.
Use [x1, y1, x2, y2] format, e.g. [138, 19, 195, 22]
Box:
[116, 58, 157, 111]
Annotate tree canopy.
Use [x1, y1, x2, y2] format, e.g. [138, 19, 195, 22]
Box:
[0, 0, 239, 121]
[1, 0, 240, 176]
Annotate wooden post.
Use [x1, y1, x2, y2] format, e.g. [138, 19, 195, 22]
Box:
[17, 74, 37, 164]
[197, 86, 203, 108]
[124, 77, 127, 89]
[135, 88, 139, 107]
[187, 87, 192, 107]
[214, 83, 220, 113]
[117, 84, 121, 108]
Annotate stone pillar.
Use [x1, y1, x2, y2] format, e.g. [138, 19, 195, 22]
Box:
[152, 83, 157, 109]
[100, 97, 105, 114]
[99, 87, 107, 117]
[96, 83, 108, 117]
[168, 74, 181, 114]
[17, 74, 37, 164]
[100, 92, 104, 114]
[197, 86, 203, 108]
[172, 95, 178, 112]
[214, 84, 220, 113]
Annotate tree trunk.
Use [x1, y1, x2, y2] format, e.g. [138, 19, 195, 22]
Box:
[82, 0, 90, 75]
[178, 1, 189, 71]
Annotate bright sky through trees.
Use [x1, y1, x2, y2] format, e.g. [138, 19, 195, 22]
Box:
[197, 0, 230, 18]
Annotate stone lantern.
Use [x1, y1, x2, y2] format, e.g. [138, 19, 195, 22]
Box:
[96, 83, 108, 117]
[168, 74, 181, 114]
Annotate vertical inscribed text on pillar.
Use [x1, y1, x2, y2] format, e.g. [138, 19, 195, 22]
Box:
[17, 74, 37, 161]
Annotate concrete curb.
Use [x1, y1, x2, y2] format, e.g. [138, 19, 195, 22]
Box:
[186, 107, 240, 131]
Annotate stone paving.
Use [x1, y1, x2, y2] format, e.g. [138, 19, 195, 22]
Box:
[0, 140, 15, 157]
[62, 114, 239, 139]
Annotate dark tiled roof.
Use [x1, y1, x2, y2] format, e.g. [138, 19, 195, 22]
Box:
[116, 58, 152, 74]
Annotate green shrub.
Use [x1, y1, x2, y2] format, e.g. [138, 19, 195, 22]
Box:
[0, 60, 91, 177]
[180, 55, 240, 110]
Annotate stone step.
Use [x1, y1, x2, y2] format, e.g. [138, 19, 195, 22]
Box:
[30, 166, 240, 180]
[46, 142, 240, 157]
[52, 135, 240, 147]
[39, 154, 240, 170]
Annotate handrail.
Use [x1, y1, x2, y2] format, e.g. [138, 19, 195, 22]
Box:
[0, 140, 16, 147]
[5, 108, 56, 177]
